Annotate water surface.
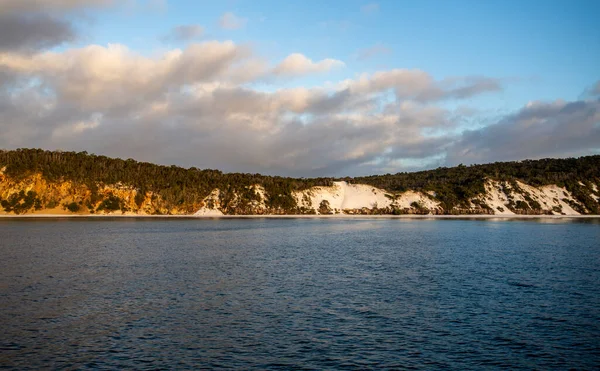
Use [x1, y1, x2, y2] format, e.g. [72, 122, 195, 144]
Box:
[1, 218, 599, 369]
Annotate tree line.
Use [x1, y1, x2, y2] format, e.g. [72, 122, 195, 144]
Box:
[1, 149, 599, 214]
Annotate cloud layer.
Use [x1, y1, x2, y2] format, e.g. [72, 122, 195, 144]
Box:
[0, 14, 76, 51]
[447, 99, 600, 165]
[0, 3, 598, 176]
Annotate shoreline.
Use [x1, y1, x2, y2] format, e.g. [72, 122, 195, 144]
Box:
[1, 214, 599, 219]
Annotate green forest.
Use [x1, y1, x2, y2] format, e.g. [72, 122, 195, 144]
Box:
[1, 148, 599, 215]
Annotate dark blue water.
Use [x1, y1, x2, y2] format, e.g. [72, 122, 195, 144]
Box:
[1, 218, 599, 370]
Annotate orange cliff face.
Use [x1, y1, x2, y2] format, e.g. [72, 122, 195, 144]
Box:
[0, 172, 191, 215]
[1, 169, 597, 216]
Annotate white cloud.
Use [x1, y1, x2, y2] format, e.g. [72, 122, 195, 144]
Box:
[0, 41, 250, 110]
[273, 53, 345, 76]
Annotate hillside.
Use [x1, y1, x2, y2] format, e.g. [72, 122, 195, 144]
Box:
[1, 149, 599, 216]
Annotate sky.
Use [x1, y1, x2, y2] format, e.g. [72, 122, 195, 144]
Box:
[0, 0, 599, 176]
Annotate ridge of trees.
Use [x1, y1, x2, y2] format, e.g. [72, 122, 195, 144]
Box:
[1, 148, 599, 214]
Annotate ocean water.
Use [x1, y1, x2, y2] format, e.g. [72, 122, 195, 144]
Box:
[1, 218, 599, 370]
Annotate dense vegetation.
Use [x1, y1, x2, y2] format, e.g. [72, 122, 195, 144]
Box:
[349, 157, 600, 212]
[1, 149, 599, 214]
[0, 148, 333, 214]
[1, 190, 42, 214]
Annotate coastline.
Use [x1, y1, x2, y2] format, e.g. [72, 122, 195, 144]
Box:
[1, 213, 599, 219]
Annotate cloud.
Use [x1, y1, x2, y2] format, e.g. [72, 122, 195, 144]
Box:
[0, 0, 114, 52]
[338, 70, 502, 102]
[0, 44, 476, 175]
[361, 3, 379, 14]
[219, 12, 247, 30]
[273, 53, 345, 76]
[1, 35, 595, 176]
[0, 14, 76, 51]
[161, 24, 204, 42]
[445, 99, 600, 166]
[356, 44, 391, 61]
[0, 42, 251, 110]
[0, 0, 113, 14]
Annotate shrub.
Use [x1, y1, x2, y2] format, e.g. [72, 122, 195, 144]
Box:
[96, 194, 122, 211]
[64, 202, 80, 212]
[318, 200, 333, 214]
[1, 190, 41, 214]
[515, 200, 529, 209]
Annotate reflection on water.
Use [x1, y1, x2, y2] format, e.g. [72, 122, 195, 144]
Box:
[1, 218, 599, 369]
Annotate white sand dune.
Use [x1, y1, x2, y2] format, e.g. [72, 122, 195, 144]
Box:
[292, 181, 439, 214]
[481, 179, 580, 215]
[294, 181, 392, 213]
[482, 180, 515, 215]
[590, 183, 599, 202]
[195, 178, 590, 216]
[484, 180, 515, 215]
[194, 189, 224, 216]
[394, 190, 440, 210]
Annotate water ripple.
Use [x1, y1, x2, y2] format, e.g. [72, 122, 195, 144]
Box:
[1, 218, 599, 369]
